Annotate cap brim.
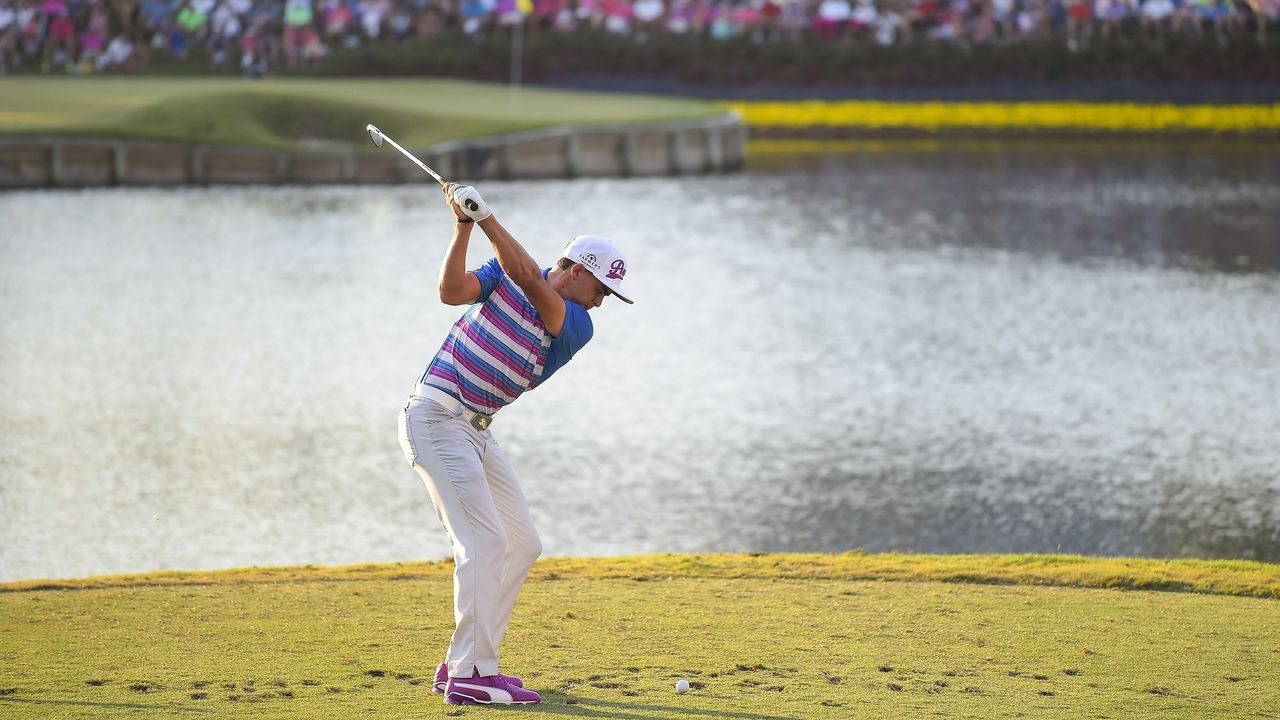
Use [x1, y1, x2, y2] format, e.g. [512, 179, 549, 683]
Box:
[591, 271, 633, 305]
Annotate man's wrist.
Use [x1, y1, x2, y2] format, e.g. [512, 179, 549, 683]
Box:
[456, 217, 474, 224]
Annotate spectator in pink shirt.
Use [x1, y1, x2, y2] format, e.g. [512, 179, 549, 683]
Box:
[732, 0, 761, 38]
[78, 3, 109, 69]
[324, 0, 354, 41]
[600, 0, 632, 33]
[44, 8, 75, 70]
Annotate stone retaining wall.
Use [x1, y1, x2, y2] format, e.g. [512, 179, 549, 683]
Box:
[0, 113, 745, 190]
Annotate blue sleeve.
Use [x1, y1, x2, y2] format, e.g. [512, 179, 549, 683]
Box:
[555, 302, 593, 349]
[541, 302, 593, 383]
[472, 258, 504, 301]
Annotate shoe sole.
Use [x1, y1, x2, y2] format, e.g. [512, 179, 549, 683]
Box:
[445, 692, 539, 705]
[436, 679, 523, 694]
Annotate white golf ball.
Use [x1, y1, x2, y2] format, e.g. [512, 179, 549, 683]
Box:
[675, 679, 690, 693]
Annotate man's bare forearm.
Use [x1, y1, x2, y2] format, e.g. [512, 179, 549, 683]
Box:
[438, 221, 473, 303]
[478, 216, 542, 288]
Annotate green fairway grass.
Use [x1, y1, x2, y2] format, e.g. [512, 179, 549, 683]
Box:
[2, 553, 1277, 719]
[0, 78, 722, 150]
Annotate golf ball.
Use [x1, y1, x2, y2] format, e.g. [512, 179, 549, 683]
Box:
[675, 679, 690, 693]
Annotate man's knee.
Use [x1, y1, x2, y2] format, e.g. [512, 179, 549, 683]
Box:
[455, 527, 510, 565]
[510, 534, 542, 567]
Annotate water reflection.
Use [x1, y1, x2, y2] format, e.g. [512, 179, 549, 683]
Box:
[749, 140, 1280, 272]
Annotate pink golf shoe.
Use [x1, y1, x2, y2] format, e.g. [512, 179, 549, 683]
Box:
[433, 662, 523, 695]
[444, 670, 540, 705]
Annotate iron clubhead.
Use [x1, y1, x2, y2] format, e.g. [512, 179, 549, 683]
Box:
[366, 124, 384, 148]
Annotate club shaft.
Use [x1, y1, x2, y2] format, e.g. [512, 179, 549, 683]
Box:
[376, 130, 445, 186]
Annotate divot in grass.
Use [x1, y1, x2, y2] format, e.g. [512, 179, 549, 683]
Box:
[1145, 685, 1184, 697]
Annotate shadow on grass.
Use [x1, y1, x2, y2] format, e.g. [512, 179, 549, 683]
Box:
[0, 696, 212, 713]
[528, 695, 799, 720]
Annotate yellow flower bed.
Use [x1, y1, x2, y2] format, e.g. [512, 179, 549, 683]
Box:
[723, 101, 1280, 132]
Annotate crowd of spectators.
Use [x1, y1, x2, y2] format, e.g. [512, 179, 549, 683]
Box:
[1, 0, 1278, 76]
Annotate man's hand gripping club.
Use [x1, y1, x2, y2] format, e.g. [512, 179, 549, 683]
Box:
[445, 183, 492, 223]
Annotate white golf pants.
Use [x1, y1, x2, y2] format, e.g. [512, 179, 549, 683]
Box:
[398, 393, 542, 678]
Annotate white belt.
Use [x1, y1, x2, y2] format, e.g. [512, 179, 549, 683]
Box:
[413, 383, 494, 431]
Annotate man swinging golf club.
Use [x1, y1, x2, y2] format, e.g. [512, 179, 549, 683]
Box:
[397, 181, 633, 706]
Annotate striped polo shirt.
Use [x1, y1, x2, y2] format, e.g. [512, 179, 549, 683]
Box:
[419, 258, 593, 415]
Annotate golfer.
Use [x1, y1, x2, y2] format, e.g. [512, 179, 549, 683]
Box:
[398, 182, 632, 706]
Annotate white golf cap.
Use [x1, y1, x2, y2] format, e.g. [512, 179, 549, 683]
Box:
[563, 234, 634, 304]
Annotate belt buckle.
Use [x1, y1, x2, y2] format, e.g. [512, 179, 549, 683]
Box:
[469, 413, 493, 432]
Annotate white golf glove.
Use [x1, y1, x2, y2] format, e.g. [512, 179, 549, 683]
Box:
[451, 185, 492, 222]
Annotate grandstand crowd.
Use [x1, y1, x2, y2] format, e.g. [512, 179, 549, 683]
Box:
[1, 0, 1277, 76]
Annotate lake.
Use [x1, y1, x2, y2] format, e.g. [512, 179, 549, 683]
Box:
[1, 140, 1277, 581]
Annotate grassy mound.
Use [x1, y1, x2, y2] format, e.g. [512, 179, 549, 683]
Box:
[84, 91, 537, 150]
[0, 78, 723, 150]
[1, 553, 1277, 719]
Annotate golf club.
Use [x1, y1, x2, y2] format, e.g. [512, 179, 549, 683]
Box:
[366, 123, 478, 212]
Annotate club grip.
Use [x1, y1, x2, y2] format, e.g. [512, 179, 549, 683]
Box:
[465, 200, 479, 212]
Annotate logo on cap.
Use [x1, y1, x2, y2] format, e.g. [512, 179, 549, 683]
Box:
[581, 252, 599, 270]
[606, 259, 626, 280]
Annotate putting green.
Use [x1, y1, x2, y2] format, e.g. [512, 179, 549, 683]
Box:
[2, 553, 1278, 719]
[0, 78, 723, 150]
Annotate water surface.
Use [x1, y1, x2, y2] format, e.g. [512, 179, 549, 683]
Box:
[2, 142, 1278, 581]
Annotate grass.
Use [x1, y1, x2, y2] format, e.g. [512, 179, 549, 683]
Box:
[1, 553, 1278, 719]
[0, 78, 723, 151]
